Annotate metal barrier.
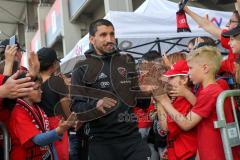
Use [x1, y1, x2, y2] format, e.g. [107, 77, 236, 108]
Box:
[214, 90, 240, 160]
[0, 121, 9, 160]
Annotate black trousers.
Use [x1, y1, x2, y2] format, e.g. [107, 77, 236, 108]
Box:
[89, 138, 151, 160]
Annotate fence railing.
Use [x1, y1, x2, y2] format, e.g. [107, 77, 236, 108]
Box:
[0, 121, 9, 160]
[214, 90, 240, 160]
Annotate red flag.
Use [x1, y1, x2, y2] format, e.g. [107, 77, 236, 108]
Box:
[176, 10, 191, 32]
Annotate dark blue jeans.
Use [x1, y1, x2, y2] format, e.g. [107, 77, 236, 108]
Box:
[69, 130, 88, 160]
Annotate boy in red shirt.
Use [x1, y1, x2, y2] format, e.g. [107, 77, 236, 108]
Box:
[155, 60, 197, 160]
[8, 74, 77, 160]
[155, 46, 240, 160]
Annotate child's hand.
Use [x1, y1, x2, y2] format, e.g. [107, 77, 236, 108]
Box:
[4, 45, 17, 64]
[194, 37, 205, 48]
[169, 84, 188, 97]
[183, 5, 190, 13]
[162, 52, 171, 68]
[161, 148, 168, 160]
[27, 51, 40, 79]
[56, 112, 77, 136]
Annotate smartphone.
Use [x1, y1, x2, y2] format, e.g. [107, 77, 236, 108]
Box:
[9, 35, 16, 46]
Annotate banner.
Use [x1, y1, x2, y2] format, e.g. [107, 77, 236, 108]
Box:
[45, 0, 61, 47]
[30, 30, 41, 52]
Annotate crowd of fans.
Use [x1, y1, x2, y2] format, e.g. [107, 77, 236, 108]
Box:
[0, 3, 240, 160]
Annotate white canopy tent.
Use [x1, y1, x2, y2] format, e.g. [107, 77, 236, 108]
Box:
[61, 0, 232, 73]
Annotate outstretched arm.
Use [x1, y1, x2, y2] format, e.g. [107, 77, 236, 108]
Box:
[3, 45, 18, 76]
[169, 85, 196, 106]
[156, 103, 168, 131]
[32, 112, 77, 146]
[32, 129, 62, 146]
[155, 94, 202, 131]
[235, 0, 240, 17]
[184, 6, 222, 39]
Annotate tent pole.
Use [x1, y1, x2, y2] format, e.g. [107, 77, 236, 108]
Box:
[156, 38, 161, 56]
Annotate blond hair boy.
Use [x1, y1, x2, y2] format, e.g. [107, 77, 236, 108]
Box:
[155, 46, 239, 160]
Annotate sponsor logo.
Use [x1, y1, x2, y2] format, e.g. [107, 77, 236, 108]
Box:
[120, 80, 131, 84]
[98, 72, 108, 79]
[100, 81, 110, 88]
[117, 67, 127, 78]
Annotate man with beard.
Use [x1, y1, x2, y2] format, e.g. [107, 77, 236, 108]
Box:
[71, 19, 152, 160]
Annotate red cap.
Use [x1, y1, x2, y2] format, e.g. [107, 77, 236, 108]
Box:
[163, 60, 189, 77]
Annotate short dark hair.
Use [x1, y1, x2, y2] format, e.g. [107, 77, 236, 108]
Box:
[89, 19, 114, 36]
[142, 50, 161, 61]
[16, 71, 42, 83]
[200, 36, 216, 46]
[195, 36, 216, 49]
[188, 37, 196, 46]
[39, 61, 55, 71]
[37, 47, 59, 71]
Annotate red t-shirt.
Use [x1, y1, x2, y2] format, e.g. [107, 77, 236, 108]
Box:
[192, 83, 239, 160]
[0, 74, 8, 125]
[167, 97, 197, 160]
[219, 30, 239, 75]
[48, 115, 69, 160]
[196, 79, 229, 96]
[0, 74, 10, 146]
[8, 103, 52, 160]
[133, 104, 155, 128]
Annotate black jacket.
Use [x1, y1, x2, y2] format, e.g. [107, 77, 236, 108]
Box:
[71, 49, 150, 143]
